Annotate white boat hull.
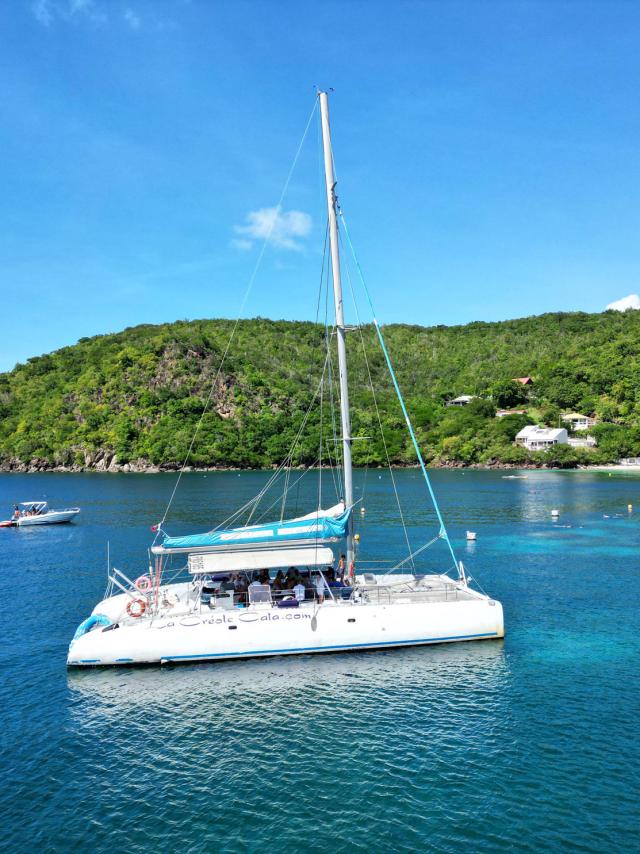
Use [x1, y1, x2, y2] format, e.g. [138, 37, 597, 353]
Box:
[17, 509, 80, 526]
[68, 589, 504, 667]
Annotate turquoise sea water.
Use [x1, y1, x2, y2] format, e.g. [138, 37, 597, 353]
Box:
[1, 469, 639, 852]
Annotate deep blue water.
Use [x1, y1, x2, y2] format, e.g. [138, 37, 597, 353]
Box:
[1, 469, 639, 852]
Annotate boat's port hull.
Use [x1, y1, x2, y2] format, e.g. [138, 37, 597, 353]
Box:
[67, 597, 504, 667]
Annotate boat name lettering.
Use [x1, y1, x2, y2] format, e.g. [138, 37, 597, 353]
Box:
[239, 611, 311, 623]
[155, 612, 312, 629]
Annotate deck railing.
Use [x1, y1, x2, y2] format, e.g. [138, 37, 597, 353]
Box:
[197, 580, 469, 612]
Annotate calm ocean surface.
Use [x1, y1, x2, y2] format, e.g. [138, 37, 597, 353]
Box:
[1, 469, 639, 853]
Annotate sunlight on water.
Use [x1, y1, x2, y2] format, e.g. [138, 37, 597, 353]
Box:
[1, 470, 638, 852]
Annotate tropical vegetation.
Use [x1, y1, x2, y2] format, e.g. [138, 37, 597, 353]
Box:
[2, 309, 640, 470]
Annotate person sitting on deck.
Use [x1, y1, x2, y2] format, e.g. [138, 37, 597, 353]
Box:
[272, 570, 286, 593]
[326, 567, 345, 589]
[315, 570, 329, 603]
[258, 569, 271, 585]
[285, 567, 299, 590]
[220, 576, 235, 593]
[293, 580, 306, 602]
[301, 570, 314, 598]
[233, 573, 248, 605]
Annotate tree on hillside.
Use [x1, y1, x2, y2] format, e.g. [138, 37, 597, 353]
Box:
[489, 379, 529, 409]
[538, 404, 561, 427]
[493, 413, 530, 442]
[466, 397, 497, 418]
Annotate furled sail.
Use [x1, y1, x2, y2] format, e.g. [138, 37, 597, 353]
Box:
[152, 503, 350, 555]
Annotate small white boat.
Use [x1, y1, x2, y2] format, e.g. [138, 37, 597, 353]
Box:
[14, 501, 80, 526]
[502, 475, 528, 480]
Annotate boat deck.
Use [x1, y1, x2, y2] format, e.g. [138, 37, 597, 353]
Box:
[93, 573, 483, 628]
[358, 575, 478, 605]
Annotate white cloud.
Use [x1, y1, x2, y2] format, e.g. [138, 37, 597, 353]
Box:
[606, 294, 640, 312]
[123, 7, 140, 29]
[233, 206, 312, 251]
[32, 0, 53, 25]
[31, 0, 107, 26]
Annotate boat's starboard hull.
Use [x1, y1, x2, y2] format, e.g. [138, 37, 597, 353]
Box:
[68, 597, 504, 667]
[17, 509, 80, 526]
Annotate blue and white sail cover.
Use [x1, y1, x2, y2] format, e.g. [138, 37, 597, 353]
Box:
[155, 503, 350, 553]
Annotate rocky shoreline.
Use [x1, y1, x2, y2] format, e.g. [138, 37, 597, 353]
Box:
[0, 452, 237, 474]
[0, 452, 622, 474]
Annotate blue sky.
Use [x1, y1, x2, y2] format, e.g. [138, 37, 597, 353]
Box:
[1, 0, 639, 371]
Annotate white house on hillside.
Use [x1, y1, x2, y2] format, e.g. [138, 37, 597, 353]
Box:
[515, 425, 568, 451]
[446, 395, 476, 407]
[562, 412, 597, 431]
[568, 435, 597, 448]
[496, 409, 527, 418]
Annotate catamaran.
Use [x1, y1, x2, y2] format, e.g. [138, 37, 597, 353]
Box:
[67, 92, 504, 667]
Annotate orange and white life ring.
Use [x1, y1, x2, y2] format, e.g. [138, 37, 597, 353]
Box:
[135, 575, 152, 592]
[127, 598, 147, 618]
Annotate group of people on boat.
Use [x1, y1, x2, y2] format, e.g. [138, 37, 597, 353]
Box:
[203, 556, 350, 607]
[13, 504, 41, 519]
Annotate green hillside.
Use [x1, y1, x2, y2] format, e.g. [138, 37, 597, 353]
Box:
[2, 310, 640, 471]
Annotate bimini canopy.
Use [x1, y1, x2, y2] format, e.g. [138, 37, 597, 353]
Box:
[152, 503, 350, 556]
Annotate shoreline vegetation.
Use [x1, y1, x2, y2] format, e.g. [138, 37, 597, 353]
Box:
[2, 460, 639, 474]
[3, 312, 640, 474]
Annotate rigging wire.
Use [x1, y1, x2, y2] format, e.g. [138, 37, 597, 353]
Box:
[318, 347, 324, 512]
[241, 349, 331, 527]
[340, 232, 415, 569]
[253, 454, 326, 525]
[323, 242, 343, 501]
[385, 534, 442, 574]
[337, 208, 460, 576]
[325, 333, 342, 501]
[154, 96, 319, 539]
[277, 217, 330, 523]
[323, 116, 458, 575]
[237, 355, 330, 529]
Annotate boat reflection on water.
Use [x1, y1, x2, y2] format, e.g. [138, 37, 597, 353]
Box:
[67, 640, 508, 726]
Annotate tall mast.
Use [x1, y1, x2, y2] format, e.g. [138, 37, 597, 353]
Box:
[319, 91, 354, 570]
